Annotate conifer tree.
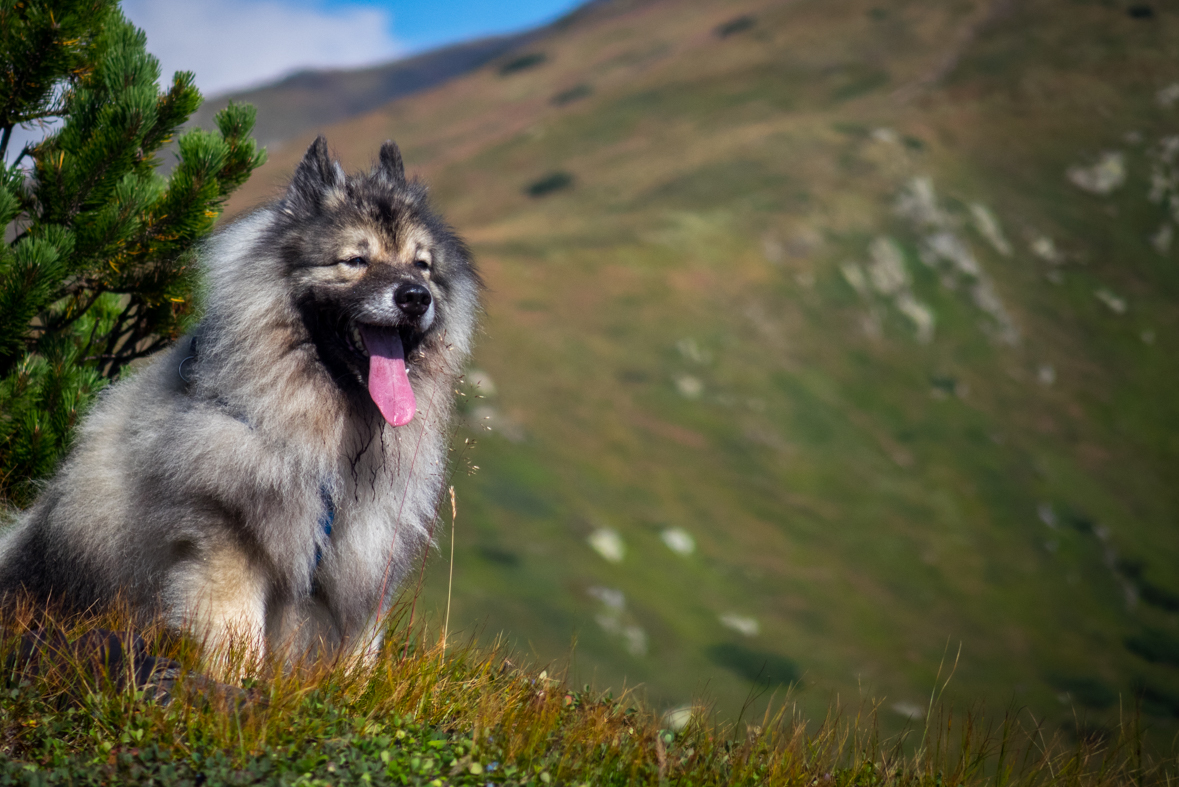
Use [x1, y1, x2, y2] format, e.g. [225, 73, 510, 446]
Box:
[0, 0, 266, 504]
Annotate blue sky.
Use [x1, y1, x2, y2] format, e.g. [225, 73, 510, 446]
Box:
[346, 0, 587, 52]
[121, 0, 587, 97]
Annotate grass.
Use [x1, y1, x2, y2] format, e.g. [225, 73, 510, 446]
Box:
[191, 0, 1179, 752]
[2, 2, 1176, 784]
[0, 604, 1176, 786]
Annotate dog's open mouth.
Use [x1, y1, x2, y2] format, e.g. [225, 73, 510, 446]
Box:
[346, 324, 419, 427]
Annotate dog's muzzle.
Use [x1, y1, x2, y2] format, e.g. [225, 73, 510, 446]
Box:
[394, 283, 431, 318]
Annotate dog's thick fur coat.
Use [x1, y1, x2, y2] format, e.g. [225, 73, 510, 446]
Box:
[0, 137, 480, 665]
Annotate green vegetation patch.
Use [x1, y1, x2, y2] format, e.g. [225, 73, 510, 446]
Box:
[828, 66, 891, 103]
[525, 172, 575, 198]
[499, 52, 547, 76]
[706, 643, 800, 687]
[636, 160, 805, 213]
[1125, 628, 1179, 667]
[714, 16, 757, 38]
[551, 84, 593, 106]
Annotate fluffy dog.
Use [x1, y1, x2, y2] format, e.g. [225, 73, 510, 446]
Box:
[0, 136, 480, 667]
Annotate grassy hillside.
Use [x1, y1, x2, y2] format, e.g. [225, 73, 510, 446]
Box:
[225, 0, 1179, 745]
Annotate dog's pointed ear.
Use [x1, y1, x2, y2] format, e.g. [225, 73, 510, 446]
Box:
[377, 140, 405, 184]
[285, 135, 344, 212]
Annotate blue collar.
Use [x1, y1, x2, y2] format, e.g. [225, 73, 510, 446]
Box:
[315, 485, 334, 567]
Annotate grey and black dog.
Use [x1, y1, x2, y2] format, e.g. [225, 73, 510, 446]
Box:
[0, 136, 481, 669]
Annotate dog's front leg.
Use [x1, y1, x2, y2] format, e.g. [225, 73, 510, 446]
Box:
[167, 541, 268, 682]
[345, 611, 388, 669]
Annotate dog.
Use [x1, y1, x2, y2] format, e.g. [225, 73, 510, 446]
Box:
[0, 136, 480, 670]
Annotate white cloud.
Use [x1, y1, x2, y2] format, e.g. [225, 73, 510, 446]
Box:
[122, 0, 403, 97]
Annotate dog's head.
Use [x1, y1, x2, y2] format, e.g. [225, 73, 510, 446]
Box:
[271, 136, 480, 426]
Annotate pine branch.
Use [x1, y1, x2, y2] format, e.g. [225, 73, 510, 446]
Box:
[84, 337, 166, 366]
[0, 2, 265, 500]
[46, 287, 104, 332]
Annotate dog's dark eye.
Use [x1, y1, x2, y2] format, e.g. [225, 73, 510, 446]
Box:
[413, 255, 431, 271]
[341, 256, 367, 268]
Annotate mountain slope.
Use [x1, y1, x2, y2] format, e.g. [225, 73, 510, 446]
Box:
[188, 33, 536, 149]
[187, 0, 618, 149]
[225, 0, 1179, 742]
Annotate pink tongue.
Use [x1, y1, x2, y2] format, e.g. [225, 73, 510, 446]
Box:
[359, 326, 416, 426]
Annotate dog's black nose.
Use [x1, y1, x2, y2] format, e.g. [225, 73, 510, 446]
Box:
[394, 283, 432, 317]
